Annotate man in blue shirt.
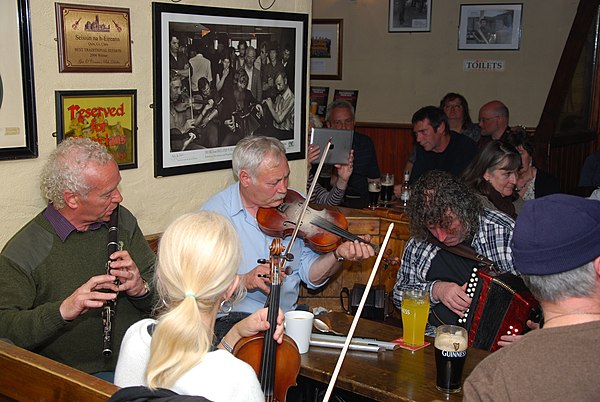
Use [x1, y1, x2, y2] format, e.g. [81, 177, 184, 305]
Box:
[202, 136, 374, 337]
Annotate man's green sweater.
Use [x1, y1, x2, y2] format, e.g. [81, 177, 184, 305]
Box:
[0, 206, 155, 374]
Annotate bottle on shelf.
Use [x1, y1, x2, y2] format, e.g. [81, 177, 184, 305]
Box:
[400, 170, 411, 209]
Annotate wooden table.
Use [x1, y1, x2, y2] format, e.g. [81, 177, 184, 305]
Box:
[298, 312, 489, 402]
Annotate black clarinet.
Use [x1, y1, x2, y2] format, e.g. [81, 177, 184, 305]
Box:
[102, 206, 120, 357]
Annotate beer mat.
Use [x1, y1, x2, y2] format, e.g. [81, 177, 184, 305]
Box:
[392, 337, 431, 351]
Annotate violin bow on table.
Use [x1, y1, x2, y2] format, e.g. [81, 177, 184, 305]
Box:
[322, 223, 395, 402]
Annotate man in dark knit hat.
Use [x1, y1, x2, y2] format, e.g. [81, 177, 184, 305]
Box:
[464, 194, 600, 401]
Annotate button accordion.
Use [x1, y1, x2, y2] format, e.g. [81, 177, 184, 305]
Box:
[459, 266, 540, 352]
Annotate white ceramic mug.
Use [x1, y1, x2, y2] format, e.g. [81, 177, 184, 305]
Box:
[284, 310, 314, 354]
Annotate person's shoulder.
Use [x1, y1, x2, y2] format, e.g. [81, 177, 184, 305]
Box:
[352, 131, 375, 146]
[2, 212, 53, 267]
[202, 183, 237, 213]
[480, 208, 515, 228]
[450, 130, 478, 151]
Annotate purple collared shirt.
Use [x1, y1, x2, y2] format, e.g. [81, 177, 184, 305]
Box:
[42, 204, 103, 242]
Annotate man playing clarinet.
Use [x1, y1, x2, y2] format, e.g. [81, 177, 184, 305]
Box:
[0, 138, 155, 381]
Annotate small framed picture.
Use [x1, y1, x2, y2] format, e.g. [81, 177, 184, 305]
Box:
[458, 4, 523, 50]
[311, 19, 343, 80]
[388, 0, 432, 33]
[55, 89, 138, 169]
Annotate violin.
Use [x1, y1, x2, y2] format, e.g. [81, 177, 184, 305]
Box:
[256, 189, 378, 253]
[233, 239, 301, 402]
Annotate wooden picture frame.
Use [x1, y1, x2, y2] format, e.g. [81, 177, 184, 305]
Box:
[55, 89, 138, 169]
[55, 3, 132, 72]
[152, 2, 308, 177]
[458, 4, 523, 50]
[0, 0, 38, 160]
[310, 19, 343, 80]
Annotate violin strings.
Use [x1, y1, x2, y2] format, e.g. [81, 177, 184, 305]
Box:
[312, 216, 380, 252]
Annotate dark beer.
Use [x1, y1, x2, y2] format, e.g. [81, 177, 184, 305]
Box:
[368, 181, 380, 210]
[380, 183, 394, 205]
[434, 327, 468, 393]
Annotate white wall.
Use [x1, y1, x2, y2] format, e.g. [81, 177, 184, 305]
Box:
[0, 0, 312, 248]
[312, 0, 578, 126]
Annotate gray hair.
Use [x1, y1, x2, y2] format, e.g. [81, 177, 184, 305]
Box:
[40, 138, 114, 208]
[521, 261, 597, 303]
[325, 100, 355, 123]
[231, 136, 286, 181]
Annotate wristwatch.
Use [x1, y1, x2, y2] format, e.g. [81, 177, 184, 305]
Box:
[333, 249, 345, 262]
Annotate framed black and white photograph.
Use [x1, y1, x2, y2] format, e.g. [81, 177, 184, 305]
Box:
[152, 2, 308, 177]
[310, 19, 343, 80]
[458, 4, 523, 50]
[0, 0, 37, 160]
[388, 0, 432, 33]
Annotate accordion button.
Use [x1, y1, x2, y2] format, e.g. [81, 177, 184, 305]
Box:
[514, 328, 519, 333]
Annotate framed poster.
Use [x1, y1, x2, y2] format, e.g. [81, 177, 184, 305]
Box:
[458, 4, 523, 50]
[310, 19, 343, 80]
[153, 2, 308, 177]
[55, 3, 132, 72]
[389, 0, 432, 32]
[55, 90, 137, 169]
[0, 0, 37, 160]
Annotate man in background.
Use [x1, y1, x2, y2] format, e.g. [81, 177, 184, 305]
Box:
[408, 105, 478, 184]
[478, 100, 510, 148]
[325, 100, 380, 209]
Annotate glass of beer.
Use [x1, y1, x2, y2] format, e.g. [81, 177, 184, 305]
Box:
[380, 173, 395, 206]
[434, 325, 468, 393]
[368, 181, 381, 210]
[401, 289, 430, 346]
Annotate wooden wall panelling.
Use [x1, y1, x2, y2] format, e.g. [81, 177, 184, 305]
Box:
[355, 122, 414, 184]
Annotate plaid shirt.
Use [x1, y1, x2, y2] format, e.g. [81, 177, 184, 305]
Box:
[393, 209, 516, 310]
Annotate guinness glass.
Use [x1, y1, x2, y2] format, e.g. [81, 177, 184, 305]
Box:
[434, 325, 468, 393]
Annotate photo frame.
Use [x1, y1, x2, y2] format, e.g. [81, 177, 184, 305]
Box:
[458, 4, 523, 50]
[55, 89, 138, 169]
[153, 3, 308, 177]
[310, 19, 343, 80]
[388, 0, 432, 32]
[55, 3, 132, 72]
[0, 0, 38, 160]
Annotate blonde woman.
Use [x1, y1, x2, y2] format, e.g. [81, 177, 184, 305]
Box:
[115, 212, 283, 401]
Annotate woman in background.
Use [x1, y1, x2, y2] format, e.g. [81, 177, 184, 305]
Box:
[503, 128, 560, 200]
[462, 140, 522, 218]
[115, 212, 283, 401]
[439, 92, 481, 143]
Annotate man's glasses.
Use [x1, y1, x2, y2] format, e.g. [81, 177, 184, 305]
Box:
[478, 115, 500, 123]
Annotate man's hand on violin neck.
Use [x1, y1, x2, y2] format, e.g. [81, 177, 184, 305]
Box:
[242, 263, 273, 293]
[337, 235, 375, 262]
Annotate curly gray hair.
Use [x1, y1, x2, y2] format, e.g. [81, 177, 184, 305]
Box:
[408, 170, 483, 241]
[40, 138, 114, 208]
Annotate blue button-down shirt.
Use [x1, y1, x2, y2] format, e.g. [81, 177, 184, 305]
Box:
[202, 183, 321, 314]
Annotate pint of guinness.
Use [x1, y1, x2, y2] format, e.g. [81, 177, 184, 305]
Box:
[434, 325, 468, 393]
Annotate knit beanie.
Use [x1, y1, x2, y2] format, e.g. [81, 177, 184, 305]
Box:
[512, 194, 600, 275]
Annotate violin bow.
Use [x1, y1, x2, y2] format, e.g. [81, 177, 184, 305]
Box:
[284, 138, 332, 258]
[188, 73, 194, 120]
[322, 223, 395, 402]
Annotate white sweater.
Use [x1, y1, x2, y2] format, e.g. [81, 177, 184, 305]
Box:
[115, 318, 264, 402]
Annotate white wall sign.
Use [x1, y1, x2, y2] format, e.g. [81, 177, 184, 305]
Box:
[463, 59, 505, 72]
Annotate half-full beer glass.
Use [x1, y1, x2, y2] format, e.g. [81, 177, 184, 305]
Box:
[434, 325, 468, 393]
[401, 289, 430, 346]
[368, 181, 381, 210]
[380, 173, 394, 206]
